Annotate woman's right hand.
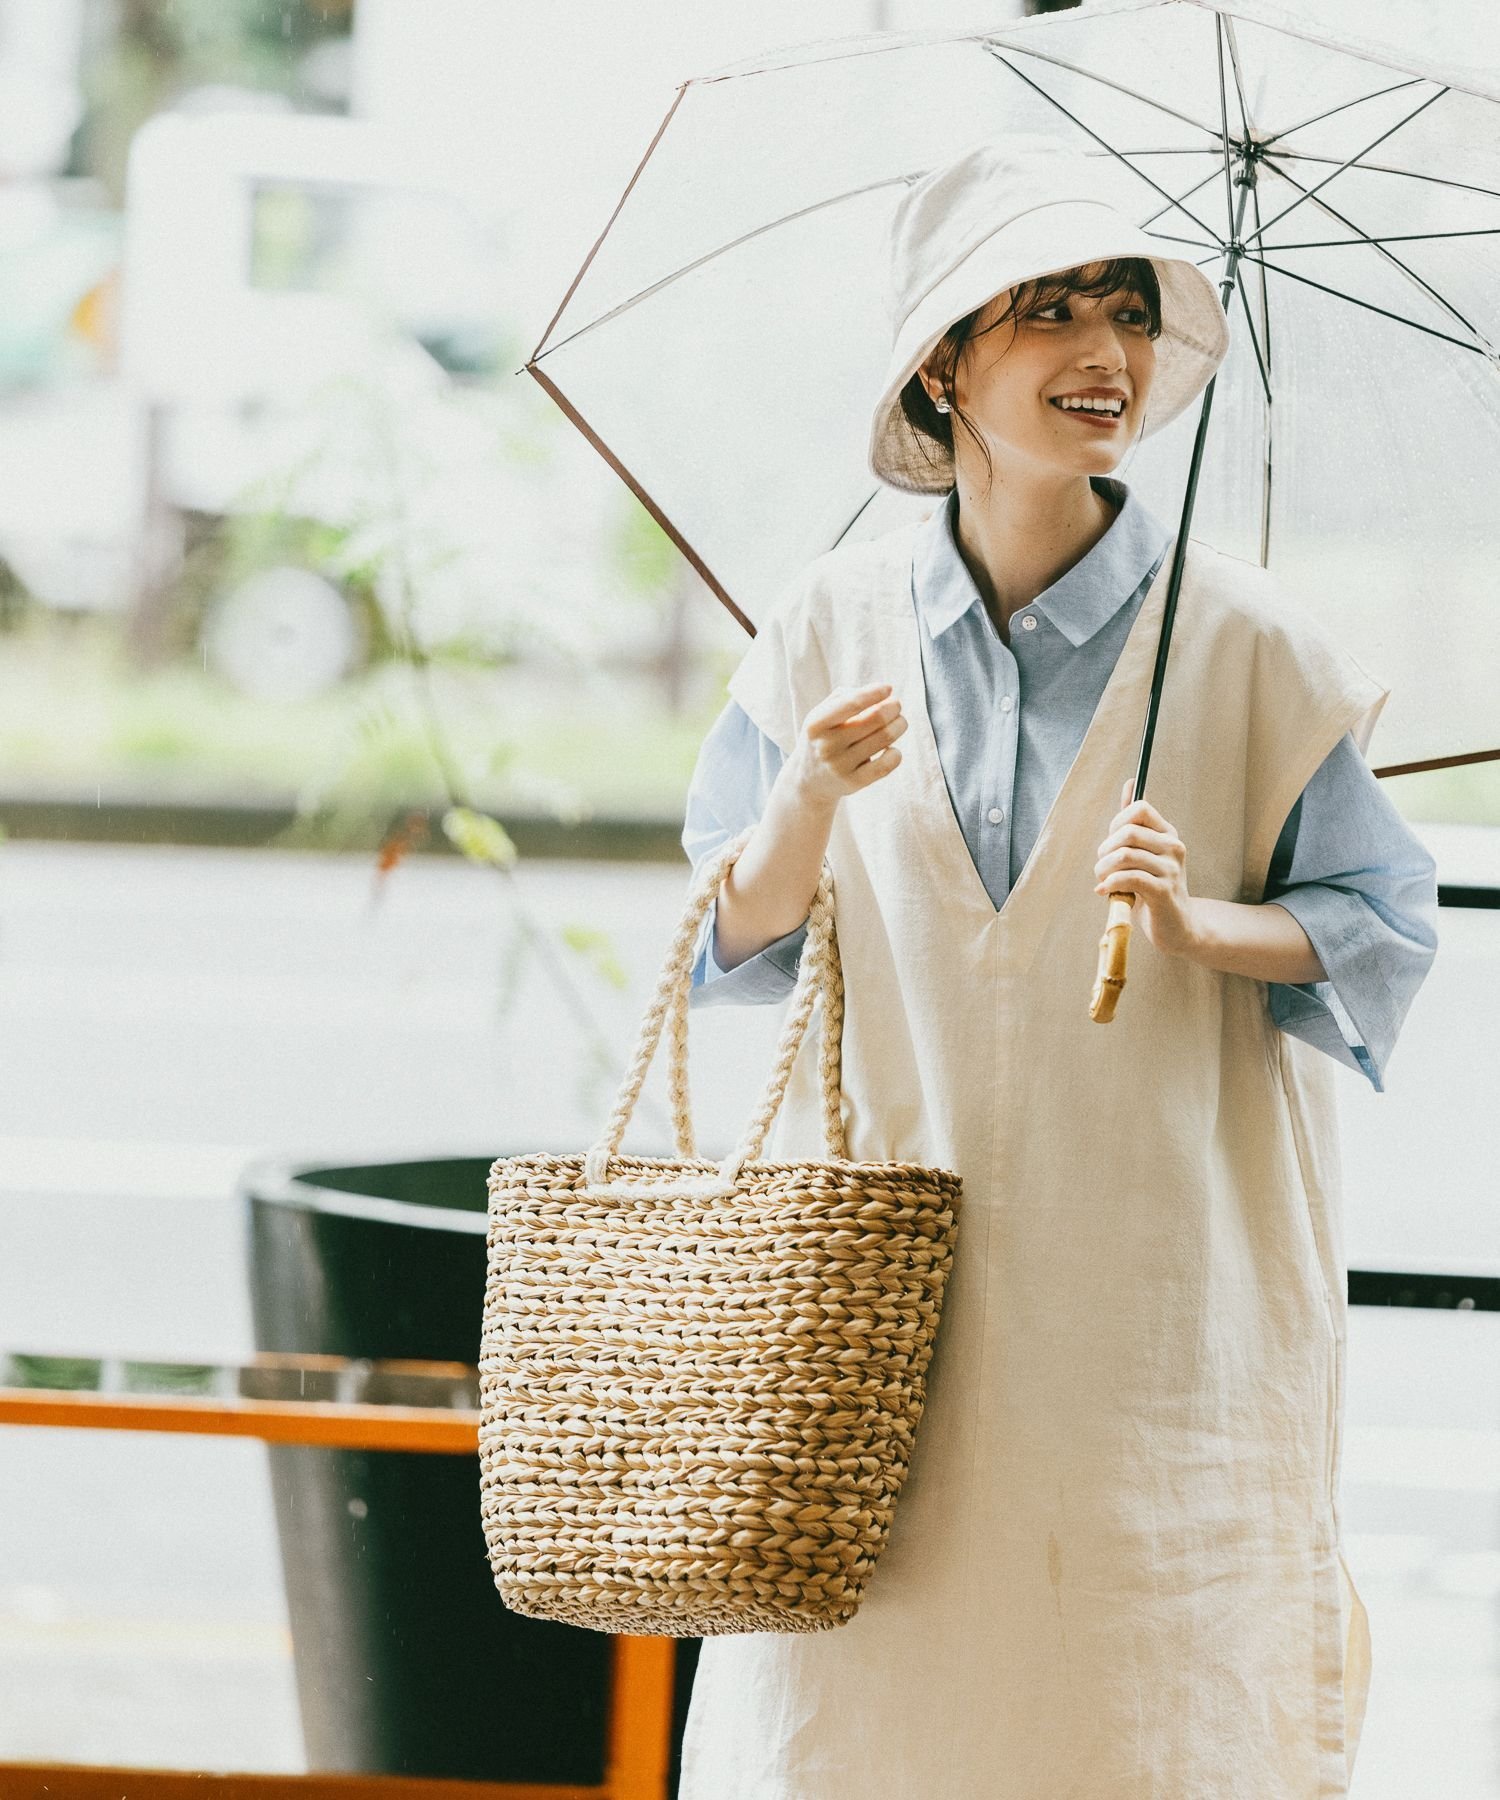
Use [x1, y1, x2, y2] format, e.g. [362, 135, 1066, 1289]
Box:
[710, 683, 905, 972]
[787, 682, 908, 807]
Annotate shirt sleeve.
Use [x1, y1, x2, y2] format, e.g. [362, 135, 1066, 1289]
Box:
[1261, 730, 1439, 1092]
[681, 698, 807, 1008]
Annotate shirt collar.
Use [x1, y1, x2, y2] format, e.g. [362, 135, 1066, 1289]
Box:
[912, 476, 1171, 648]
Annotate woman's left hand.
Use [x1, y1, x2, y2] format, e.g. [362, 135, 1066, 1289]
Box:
[1093, 779, 1200, 958]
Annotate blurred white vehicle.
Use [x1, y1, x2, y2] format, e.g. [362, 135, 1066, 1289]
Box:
[0, 105, 650, 687]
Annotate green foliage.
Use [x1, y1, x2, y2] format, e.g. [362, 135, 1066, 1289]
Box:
[0, 614, 729, 818]
[608, 501, 680, 606]
[111, 717, 202, 764]
[441, 805, 518, 871]
[559, 923, 629, 991]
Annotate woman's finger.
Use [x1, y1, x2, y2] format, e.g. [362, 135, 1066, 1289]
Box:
[841, 712, 909, 766]
[850, 744, 902, 788]
[815, 696, 900, 743]
[1121, 799, 1171, 831]
[1096, 869, 1168, 896]
[808, 683, 893, 731]
[1094, 846, 1177, 882]
[1095, 824, 1183, 860]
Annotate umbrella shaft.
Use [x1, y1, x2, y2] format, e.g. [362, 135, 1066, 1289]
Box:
[1132, 155, 1259, 805]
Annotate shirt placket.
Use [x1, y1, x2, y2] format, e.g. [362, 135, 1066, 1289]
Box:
[1003, 605, 1045, 895]
[979, 613, 1021, 908]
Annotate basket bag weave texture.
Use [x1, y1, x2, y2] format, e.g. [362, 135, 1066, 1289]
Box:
[478, 827, 962, 1636]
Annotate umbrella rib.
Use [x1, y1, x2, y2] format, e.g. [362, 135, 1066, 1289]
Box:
[1239, 251, 1493, 357]
[830, 489, 883, 550]
[1246, 171, 1274, 569]
[1268, 151, 1500, 205]
[1260, 152, 1496, 356]
[1374, 747, 1500, 778]
[982, 38, 1224, 140]
[1243, 87, 1450, 248]
[1233, 270, 1272, 407]
[525, 362, 749, 634]
[1143, 230, 1230, 253]
[1214, 16, 1236, 240]
[983, 49, 1225, 247]
[1256, 228, 1500, 250]
[1222, 17, 1255, 143]
[528, 172, 921, 366]
[1260, 78, 1428, 149]
[529, 83, 689, 362]
[1140, 167, 1224, 233]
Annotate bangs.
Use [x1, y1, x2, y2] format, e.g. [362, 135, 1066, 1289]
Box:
[985, 257, 1164, 339]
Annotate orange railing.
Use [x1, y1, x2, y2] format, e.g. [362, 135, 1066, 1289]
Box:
[0, 1352, 678, 1800]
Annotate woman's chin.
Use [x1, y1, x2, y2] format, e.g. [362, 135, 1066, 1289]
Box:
[1029, 417, 1130, 476]
[1040, 441, 1127, 479]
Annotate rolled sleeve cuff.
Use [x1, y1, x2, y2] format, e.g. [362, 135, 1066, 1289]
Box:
[1264, 883, 1431, 1094]
[1266, 978, 1381, 1090]
[688, 896, 807, 1008]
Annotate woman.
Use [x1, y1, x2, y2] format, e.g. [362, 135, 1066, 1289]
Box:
[676, 137, 1437, 1798]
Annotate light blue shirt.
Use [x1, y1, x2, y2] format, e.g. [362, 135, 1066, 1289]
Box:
[682, 477, 1438, 1093]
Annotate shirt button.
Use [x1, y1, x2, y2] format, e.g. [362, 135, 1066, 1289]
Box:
[1019, 614, 1037, 631]
[1000, 695, 1014, 713]
[987, 807, 1005, 825]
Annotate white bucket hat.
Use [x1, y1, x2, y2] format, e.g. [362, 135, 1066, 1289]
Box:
[868, 133, 1231, 493]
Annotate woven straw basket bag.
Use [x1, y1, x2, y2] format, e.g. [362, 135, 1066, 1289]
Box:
[478, 825, 962, 1636]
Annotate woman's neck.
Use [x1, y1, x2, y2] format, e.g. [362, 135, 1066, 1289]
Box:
[952, 471, 1119, 641]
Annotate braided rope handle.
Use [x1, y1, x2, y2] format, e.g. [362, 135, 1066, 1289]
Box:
[663, 977, 694, 1158]
[583, 827, 847, 1192]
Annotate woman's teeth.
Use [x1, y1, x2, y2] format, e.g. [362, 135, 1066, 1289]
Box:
[1051, 396, 1124, 414]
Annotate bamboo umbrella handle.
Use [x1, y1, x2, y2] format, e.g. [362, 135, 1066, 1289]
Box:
[1089, 892, 1136, 1023]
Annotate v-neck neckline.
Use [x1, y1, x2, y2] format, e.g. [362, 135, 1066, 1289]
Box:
[903, 540, 1179, 929]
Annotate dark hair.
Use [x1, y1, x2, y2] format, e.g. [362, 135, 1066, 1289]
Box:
[897, 256, 1163, 489]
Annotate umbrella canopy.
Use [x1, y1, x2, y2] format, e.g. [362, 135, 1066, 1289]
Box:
[527, 0, 1500, 777]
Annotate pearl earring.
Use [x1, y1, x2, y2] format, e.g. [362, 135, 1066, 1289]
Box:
[934, 396, 951, 414]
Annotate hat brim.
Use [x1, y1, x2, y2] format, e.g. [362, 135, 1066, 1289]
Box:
[868, 198, 1230, 494]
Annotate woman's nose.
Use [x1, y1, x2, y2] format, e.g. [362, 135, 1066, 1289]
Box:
[1077, 324, 1128, 369]
[1073, 318, 1130, 367]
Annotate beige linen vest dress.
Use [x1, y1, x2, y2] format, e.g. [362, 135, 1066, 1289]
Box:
[677, 519, 1387, 1800]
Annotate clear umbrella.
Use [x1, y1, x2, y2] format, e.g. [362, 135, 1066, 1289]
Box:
[525, 0, 1500, 1006]
[529, 0, 1498, 767]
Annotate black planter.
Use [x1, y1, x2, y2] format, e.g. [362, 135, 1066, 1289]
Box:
[242, 1154, 702, 1788]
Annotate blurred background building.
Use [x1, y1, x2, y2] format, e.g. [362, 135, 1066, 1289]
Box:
[0, 0, 1494, 832]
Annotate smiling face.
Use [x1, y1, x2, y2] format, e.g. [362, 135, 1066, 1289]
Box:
[916, 259, 1160, 489]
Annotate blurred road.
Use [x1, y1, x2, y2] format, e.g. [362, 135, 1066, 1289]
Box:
[1, 838, 1497, 1789]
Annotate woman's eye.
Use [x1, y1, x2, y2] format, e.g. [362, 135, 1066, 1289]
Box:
[1029, 301, 1148, 325]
